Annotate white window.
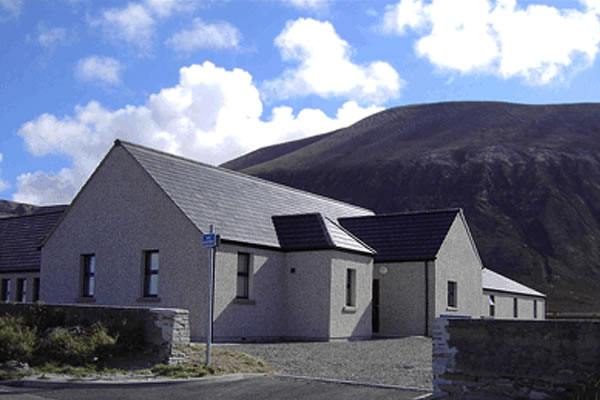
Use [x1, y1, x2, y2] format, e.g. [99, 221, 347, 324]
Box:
[16, 279, 27, 303]
[345, 269, 356, 307]
[448, 281, 457, 308]
[236, 252, 250, 299]
[1, 279, 11, 302]
[82, 254, 96, 298]
[143, 250, 159, 297]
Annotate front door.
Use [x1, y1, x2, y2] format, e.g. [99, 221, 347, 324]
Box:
[372, 279, 380, 334]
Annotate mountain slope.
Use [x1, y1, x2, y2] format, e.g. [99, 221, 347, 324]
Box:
[223, 101, 600, 313]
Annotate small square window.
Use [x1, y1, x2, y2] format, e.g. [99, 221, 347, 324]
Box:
[143, 250, 159, 297]
[1, 279, 11, 302]
[16, 279, 27, 303]
[82, 254, 96, 298]
[236, 253, 250, 299]
[447, 281, 457, 308]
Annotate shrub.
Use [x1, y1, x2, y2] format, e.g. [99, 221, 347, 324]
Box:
[36, 323, 117, 366]
[0, 315, 36, 363]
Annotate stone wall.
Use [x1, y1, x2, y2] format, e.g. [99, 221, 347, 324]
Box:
[0, 303, 190, 365]
[433, 318, 600, 399]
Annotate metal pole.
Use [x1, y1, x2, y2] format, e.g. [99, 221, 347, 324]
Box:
[206, 225, 214, 365]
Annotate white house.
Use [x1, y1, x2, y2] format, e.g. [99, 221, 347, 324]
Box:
[39, 139, 544, 341]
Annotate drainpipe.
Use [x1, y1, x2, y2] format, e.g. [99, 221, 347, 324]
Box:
[424, 261, 429, 336]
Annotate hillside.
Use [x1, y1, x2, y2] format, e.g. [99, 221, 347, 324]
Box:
[223, 101, 600, 313]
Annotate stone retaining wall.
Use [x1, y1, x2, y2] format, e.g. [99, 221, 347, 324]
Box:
[0, 303, 190, 365]
[433, 318, 600, 399]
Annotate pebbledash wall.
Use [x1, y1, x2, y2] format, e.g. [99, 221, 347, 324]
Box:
[0, 303, 190, 365]
[433, 318, 600, 399]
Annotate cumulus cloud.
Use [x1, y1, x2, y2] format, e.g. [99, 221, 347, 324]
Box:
[16, 62, 383, 205]
[0, 153, 9, 192]
[282, 0, 332, 9]
[382, 0, 600, 84]
[263, 18, 403, 104]
[75, 56, 123, 86]
[165, 19, 241, 53]
[90, 0, 199, 52]
[0, 0, 22, 18]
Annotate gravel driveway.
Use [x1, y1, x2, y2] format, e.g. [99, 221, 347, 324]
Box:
[226, 336, 432, 390]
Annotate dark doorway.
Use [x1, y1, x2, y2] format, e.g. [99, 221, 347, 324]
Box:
[372, 279, 380, 333]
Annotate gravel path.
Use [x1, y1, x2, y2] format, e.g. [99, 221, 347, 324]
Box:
[225, 336, 432, 391]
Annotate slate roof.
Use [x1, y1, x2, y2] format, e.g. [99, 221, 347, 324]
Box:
[339, 209, 461, 262]
[482, 268, 546, 298]
[0, 206, 67, 273]
[118, 140, 374, 249]
[272, 213, 373, 254]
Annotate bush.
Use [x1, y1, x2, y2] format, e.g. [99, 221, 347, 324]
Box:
[0, 315, 37, 363]
[37, 323, 117, 366]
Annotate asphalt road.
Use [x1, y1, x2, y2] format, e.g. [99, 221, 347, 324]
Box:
[0, 376, 430, 400]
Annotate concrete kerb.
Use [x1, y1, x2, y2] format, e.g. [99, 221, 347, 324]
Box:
[276, 373, 433, 395]
[1, 373, 267, 389]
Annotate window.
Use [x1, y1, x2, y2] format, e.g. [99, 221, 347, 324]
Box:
[236, 252, 250, 299]
[345, 269, 356, 307]
[1, 279, 10, 302]
[513, 298, 518, 318]
[533, 300, 538, 319]
[33, 278, 40, 302]
[82, 254, 96, 298]
[16, 279, 27, 302]
[143, 250, 159, 297]
[447, 281, 457, 308]
[489, 295, 495, 317]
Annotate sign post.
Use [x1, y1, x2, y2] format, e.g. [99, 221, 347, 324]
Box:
[202, 225, 218, 365]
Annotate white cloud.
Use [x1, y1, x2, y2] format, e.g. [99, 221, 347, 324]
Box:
[382, 0, 600, 85]
[282, 0, 332, 9]
[16, 61, 383, 205]
[0, 153, 9, 192]
[263, 18, 403, 104]
[75, 56, 123, 86]
[0, 0, 22, 18]
[34, 26, 67, 47]
[90, 3, 155, 51]
[165, 19, 241, 53]
[90, 0, 199, 52]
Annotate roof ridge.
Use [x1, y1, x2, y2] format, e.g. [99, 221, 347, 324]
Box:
[0, 209, 67, 221]
[340, 208, 461, 219]
[115, 139, 373, 214]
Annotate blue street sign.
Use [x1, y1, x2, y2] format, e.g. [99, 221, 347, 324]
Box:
[202, 233, 217, 247]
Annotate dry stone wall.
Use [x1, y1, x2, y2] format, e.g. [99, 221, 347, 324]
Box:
[433, 318, 600, 399]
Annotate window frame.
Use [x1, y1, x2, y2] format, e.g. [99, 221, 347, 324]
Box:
[16, 278, 27, 303]
[345, 268, 356, 308]
[489, 295, 495, 317]
[533, 299, 537, 319]
[236, 252, 250, 300]
[1, 279, 11, 302]
[143, 250, 160, 298]
[513, 297, 518, 318]
[81, 254, 96, 298]
[32, 277, 40, 302]
[447, 281, 457, 308]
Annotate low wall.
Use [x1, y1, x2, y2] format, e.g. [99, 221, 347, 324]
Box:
[0, 303, 190, 365]
[433, 318, 600, 399]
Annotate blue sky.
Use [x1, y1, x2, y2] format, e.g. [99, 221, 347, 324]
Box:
[1, 0, 600, 205]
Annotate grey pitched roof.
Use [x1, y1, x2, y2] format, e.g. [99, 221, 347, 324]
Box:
[118, 140, 374, 249]
[0, 206, 67, 272]
[483, 268, 546, 298]
[272, 213, 373, 254]
[339, 209, 461, 262]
